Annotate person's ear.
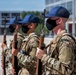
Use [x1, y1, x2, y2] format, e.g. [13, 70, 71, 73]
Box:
[16, 25, 19, 31]
[58, 18, 62, 24]
[28, 23, 33, 28]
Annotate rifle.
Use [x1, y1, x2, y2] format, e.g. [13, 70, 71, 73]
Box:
[12, 15, 18, 75]
[36, 9, 46, 75]
[2, 17, 6, 75]
[12, 30, 18, 75]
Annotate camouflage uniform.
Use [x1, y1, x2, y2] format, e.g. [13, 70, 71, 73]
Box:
[41, 30, 76, 75]
[17, 32, 39, 75]
[2, 32, 24, 75]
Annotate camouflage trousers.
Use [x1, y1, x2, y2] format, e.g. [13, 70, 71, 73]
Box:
[5, 63, 12, 75]
[18, 68, 30, 75]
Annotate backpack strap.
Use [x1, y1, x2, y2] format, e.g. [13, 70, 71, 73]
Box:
[24, 33, 39, 54]
[61, 33, 76, 44]
[20, 33, 39, 54]
[56, 33, 76, 51]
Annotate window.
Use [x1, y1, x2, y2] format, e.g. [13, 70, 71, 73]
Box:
[55, 0, 60, 2]
[46, 7, 50, 14]
[12, 13, 20, 17]
[1, 13, 10, 18]
[45, 0, 50, 5]
[67, 1, 72, 14]
[2, 20, 5, 25]
[49, 0, 54, 3]
[61, 3, 66, 8]
[2, 19, 9, 25]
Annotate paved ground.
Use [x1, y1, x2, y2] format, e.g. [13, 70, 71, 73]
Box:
[0, 35, 16, 75]
[0, 35, 52, 75]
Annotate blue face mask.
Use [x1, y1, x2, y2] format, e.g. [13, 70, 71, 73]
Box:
[46, 19, 59, 30]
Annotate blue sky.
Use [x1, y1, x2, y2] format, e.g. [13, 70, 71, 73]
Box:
[0, 0, 45, 11]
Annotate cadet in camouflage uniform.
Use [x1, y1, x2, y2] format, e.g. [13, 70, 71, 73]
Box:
[12, 14, 40, 75]
[36, 6, 76, 75]
[1, 17, 24, 75]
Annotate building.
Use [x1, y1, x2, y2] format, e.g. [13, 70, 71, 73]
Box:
[45, 0, 76, 36]
[0, 11, 22, 34]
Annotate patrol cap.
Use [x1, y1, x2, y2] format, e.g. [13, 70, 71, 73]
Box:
[19, 14, 40, 24]
[7, 17, 22, 25]
[45, 6, 70, 18]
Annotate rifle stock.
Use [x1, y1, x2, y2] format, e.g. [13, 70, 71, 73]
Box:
[2, 52, 6, 75]
[36, 9, 46, 75]
[36, 34, 44, 75]
[12, 30, 18, 75]
[2, 18, 6, 75]
[12, 15, 19, 75]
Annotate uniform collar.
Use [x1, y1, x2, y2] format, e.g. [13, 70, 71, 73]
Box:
[23, 32, 36, 42]
[53, 30, 67, 43]
[17, 32, 24, 39]
[58, 30, 67, 36]
[28, 32, 36, 37]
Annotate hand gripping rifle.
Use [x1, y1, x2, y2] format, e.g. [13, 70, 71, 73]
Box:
[36, 9, 46, 75]
[12, 15, 18, 75]
[2, 17, 7, 75]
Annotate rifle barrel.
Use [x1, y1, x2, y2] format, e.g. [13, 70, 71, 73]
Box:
[2, 17, 6, 75]
[12, 31, 18, 75]
[36, 9, 46, 75]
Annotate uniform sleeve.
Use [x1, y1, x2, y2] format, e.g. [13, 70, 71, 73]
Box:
[28, 37, 39, 57]
[1, 46, 8, 64]
[17, 36, 39, 67]
[1, 46, 8, 58]
[17, 38, 23, 49]
[2, 46, 8, 53]
[4, 48, 12, 68]
[41, 36, 75, 74]
[17, 52, 33, 67]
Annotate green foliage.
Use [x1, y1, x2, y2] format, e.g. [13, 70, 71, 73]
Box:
[35, 24, 42, 36]
[35, 24, 49, 36]
[21, 11, 42, 22]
